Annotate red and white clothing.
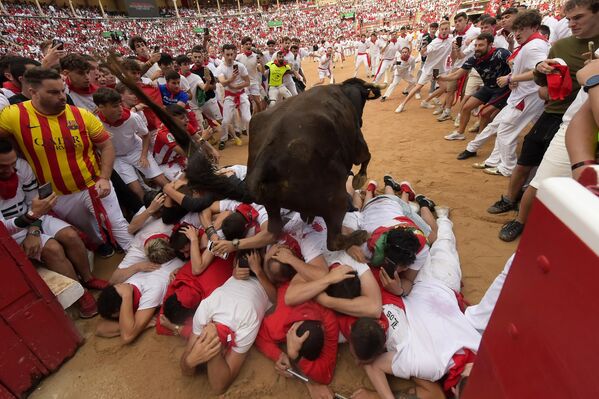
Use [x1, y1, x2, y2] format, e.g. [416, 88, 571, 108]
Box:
[215, 62, 251, 134]
[236, 52, 261, 96]
[281, 212, 327, 264]
[153, 124, 186, 181]
[417, 35, 454, 85]
[318, 54, 333, 80]
[383, 54, 416, 98]
[466, 34, 550, 176]
[65, 84, 97, 113]
[156, 74, 191, 92]
[125, 257, 184, 310]
[99, 109, 162, 184]
[453, 25, 481, 69]
[255, 283, 339, 385]
[369, 37, 384, 77]
[219, 199, 268, 237]
[374, 40, 401, 83]
[353, 40, 372, 76]
[192, 276, 271, 354]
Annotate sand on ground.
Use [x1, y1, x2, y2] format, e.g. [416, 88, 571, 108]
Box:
[30, 56, 519, 399]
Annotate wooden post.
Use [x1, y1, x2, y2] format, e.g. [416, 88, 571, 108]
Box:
[217, 0, 221, 14]
[237, 0, 241, 13]
[68, 0, 76, 17]
[256, 0, 260, 13]
[196, 0, 201, 16]
[0, 0, 6, 15]
[34, 0, 45, 16]
[172, 0, 180, 19]
[98, 0, 106, 18]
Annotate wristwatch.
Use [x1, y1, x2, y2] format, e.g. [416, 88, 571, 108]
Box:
[27, 229, 41, 237]
[232, 238, 240, 249]
[583, 74, 599, 93]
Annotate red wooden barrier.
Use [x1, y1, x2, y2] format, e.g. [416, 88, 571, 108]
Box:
[463, 175, 599, 398]
[0, 223, 82, 398]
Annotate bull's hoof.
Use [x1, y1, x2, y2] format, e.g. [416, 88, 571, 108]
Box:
[353, 173, 367, 189]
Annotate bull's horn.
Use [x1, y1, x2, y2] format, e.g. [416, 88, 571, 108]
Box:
[373, 82, 388, 89]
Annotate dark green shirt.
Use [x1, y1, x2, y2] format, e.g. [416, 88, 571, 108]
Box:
[533, 34, 599, 114]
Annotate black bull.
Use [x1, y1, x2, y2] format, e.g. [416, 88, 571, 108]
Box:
[187, 78, 382, 251]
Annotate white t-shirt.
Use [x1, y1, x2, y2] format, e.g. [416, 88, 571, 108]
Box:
[102, 112, 148, 157]
[422, 36, 454, 73]
[236, 52, 261, 85]
[381, 41, 401, 60]
[184, 72, 204, 111]
[0, 159, 37, 221]
[494, 33, 510, 50]
[369, 39, 382, 56]
[551, 17, 572, 43]
[127, 206, 172, 252]
[0, 92, 9, 111]
[215, 61, 249, 93]
[143, 62, 161, 80]
[389, 281, 481, 380]
[283, 212, 327, 263]
[393, 55, 416, 76]
[507, 37, 551, 107]
[126, 257, 184, 310]
[319, 55, 332, 71]
[355, 40, 370, 54]
[323, 250, 370, 277]
[397, 36, 412, 51]
[220, 164, 247, 180]
[453, 26, 481, 68]
[192, 276, 271, 353]
[65, 89, 96, 113]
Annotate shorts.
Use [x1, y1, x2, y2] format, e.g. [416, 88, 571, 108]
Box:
[159, 162, 184, 181]
[12, 215, 71, 260]
[473, 86, 510, 110]
[517, 112, 564, 167]
[248, 82, 261, 96]
[361, 195, 432, 237]
[464, 69, 483, 96]
[318, 69, 331, 79]
[114, 151, 163, 184]
[529, 123, 570, 189]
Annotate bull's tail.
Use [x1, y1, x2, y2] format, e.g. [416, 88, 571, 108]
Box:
[186, 152, 254, 203]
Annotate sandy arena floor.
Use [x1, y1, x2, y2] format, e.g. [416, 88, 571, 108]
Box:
[30, 56, 519, 399]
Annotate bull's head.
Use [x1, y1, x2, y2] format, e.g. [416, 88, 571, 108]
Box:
[340, 78, 387, 126]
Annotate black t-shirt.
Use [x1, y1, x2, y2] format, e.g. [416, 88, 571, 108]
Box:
[462, 48, 512, 89]
[191, 66, 216, 101]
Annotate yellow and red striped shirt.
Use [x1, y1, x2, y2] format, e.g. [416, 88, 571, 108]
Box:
[0, 101, 109, 195]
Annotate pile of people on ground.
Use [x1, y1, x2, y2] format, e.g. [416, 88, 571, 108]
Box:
[0, 0, 598, 397]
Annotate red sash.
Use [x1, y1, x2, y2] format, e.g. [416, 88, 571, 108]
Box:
[224, 90, 242, 109]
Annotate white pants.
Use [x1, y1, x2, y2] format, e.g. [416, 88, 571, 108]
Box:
[201, 97, 222, 122]
[354, 54, 370, 77]
[283, 75, 298, 96]
[465, 254, 514, 333]
[466, 95, 545, 176]
[529, 123, 570, 189]
[370, 53, 380, 77]
[384, 72, 416, 98]
[373, 58, 394, 83]
[222, 92, 251, 138]
[415, 217, 461, 292]
[53, 182, 133, 250]
[268, 85, 292, 107]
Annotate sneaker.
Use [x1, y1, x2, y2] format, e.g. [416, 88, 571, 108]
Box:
[402, 90, 409, 95]
[432, 107, 443, 115]
[420, 100, 435, 109]
[399, 181, 416, 201]
[218, 141, 226, 150]
[435, 206, 450, 219]
[472, 162, 491, 169]
[83, 277, 109, 290]
[499, 220, 524, 242]
[394, 104, 405, 113]
[437, 110, 452, 122]
[233, 135, 243, 146]
[95, 243, 115, 259]
[383, 175, 402, 191]
[444, 131, 465, 141]
[366, 180, 378, 192]
[78, 290, 98, 319]
[415, 93, 422, 100]
[454, 113, 461, 127]
[456, 150, 476, 160]
[468, 121, 480, 133]
[241, 130, 248, 136]
[415, 194, 436, 212]
[487, 195, 515, 214]
[380, 96, 387, 102]
[483, 167, 505, 176]
[432, 98, 441, 105]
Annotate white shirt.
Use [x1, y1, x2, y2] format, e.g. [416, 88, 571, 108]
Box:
[283, 212, 327, 263]
[192, 276, 271, 353]
[102, 111, 148, 157]
[215, 61, 249, 93]
[453, 26, 481, 68]
[389, 281, 481, 380]
[236, 52, 261, 85]
[396, 36, 412, 51]
[381, 41, 401, 60]
[126, 257, 184, 310]
[393, 55, 416, 76]
[319, 54, 332, 71]
[0, 159, 37, 221]
[143, 62, 161, 80]
[184, 72, 204, 111]
[65, 89, 96, 113]
[323, 249, 370, 276]
[551, 17, 572, 43]
[507, 37, 551, 107]
[369, 39, 382, 56]
[355, 40, 371, 54]
[0, 92, 10, 111]
[422, 35, 454, 73]
[127, 206, 173, 252]
[494, 33, 510, 50]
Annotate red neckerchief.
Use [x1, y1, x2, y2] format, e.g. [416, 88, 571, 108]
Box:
[2, 81, 21, 94]
[280, 48, 289, 55]
[98, 108, 131, 127]
[236, 203, 261, 233]
[215, 323, 236, 352]
[243, 50, 253, 56]
[0, 172, 19, 199]
[280, 233, 304, 260]
[438, 34, 450, 41]
[182, 71, 191, 77]
[475, 47, 496, 65]
[400, 33, 407, 38]
[400, 54, 410, 62]
[455, 23, 472, 36]
[390, 38, 397, 44]
[507, 31, 547, 62]
[273, 59, 287, 67]
[137, 55, 149, 62]
[546, 64, 573, 100]
[65, 77, 98, 95]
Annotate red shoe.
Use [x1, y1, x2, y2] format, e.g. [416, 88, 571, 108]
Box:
[400, 181, 416, 201]
[78, 290, 98, 319]
[83, 277, 109, 290]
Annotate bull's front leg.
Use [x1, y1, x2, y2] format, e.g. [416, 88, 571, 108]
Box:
[266, 205, 284, 239]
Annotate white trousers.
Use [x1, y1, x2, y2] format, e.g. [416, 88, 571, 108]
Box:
[201, 97, 222, 122]
[222, 93, 251, 138]
[466, 95, 545, 176]
[370, 53, 380, 77]
[373, 58, 394, 83]
[283, 75, 298, 96]
[465, 254, 514, 333]
[354, 54, 370, 76]
[268, 85, 292, 107]
[53, 182, 133, 250]
[383, 72, 416, 98]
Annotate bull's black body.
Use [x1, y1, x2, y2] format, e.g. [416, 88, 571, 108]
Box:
[187, 78, 381, 250]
